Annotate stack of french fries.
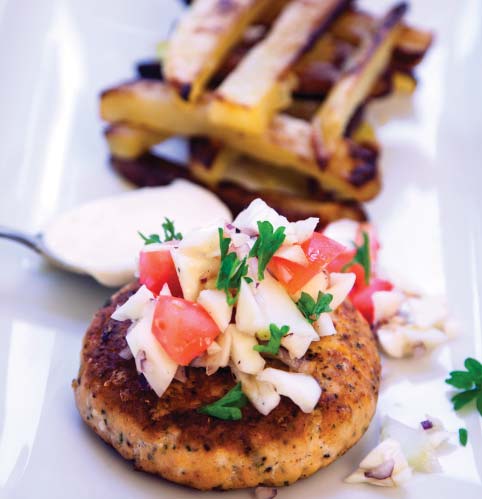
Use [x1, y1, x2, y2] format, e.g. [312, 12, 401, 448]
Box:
[100, 0, 432, 223]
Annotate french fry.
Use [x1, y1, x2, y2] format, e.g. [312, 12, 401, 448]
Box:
[100, 80, 381, 201]
[312, 3, 406, 161]
[164, 0, 272, 102]
[110, 152, 367, 224]
[208, 0, 350, 134]
[104, 124, 170, 159]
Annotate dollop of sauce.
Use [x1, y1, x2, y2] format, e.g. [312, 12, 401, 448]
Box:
[43, 180, 232, 286]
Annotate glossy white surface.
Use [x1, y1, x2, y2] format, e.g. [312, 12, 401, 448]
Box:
[0, 0, 481, 498]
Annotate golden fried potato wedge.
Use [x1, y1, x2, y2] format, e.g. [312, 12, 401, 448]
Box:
[164, 0, 272, 101]
[110, 152, 366, 224]
[100, 80, 381, 201]
[312, 4, 406, 161]
[208, 0, 350, 134]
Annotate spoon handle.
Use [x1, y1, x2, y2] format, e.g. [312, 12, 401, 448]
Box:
[0, 226, 42, 253]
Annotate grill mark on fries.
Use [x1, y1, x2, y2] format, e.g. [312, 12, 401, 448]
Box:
[164, 0, 272, 101]
[208, 0, 350, 134]
[312, 3, 407, 163]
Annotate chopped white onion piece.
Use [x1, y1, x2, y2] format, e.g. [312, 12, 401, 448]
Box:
[233, 199, 289, 236]
[125, 302, 177, 397]
[290, 217, 318, 243]
[372, 290, 405, 324]
[230, 326, 265, 374]
[314, 313, 336, 337]
[381, 416, 448, 473]
[197, 289, 232, 332]
[254, 486, 278, 499]
[232, 365, 280, 416]
[345, 438, 412, 487]
[326, 272, 356, 310]
[256, 368, 321, 413]
[111, 285, 154, 322]
[274, 244, 308, 266]
[404, 296, 447, 329]
[159, 283, 172, 296]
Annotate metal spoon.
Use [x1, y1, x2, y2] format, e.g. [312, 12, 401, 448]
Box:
[0, 226, 87, 275]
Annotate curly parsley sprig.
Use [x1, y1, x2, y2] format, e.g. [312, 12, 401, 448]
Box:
[216, 228, 249, 306]
[249, 221, 286, 281]
[445, 357, 482, 415]
[341, 231, 371, 284]
[296, 291, 333, 324]
[253, 324, 290, 356]
[197, 383, 248, 420]
[138, 217, 183, 245]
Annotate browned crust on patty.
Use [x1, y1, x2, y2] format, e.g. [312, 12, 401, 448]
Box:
[73, 282, 380, 490]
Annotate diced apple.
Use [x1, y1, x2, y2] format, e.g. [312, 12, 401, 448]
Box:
[236, 279, 268, 336]
[231, 365, 280, 416]
[292, 270, 329, 301]
[171, 248, 219, 301]
[177, 225, 221, 258]
[111, 285, 155, 321]
[126, 302, 178, 397]
[314, 313, 337, 337]
[326, 272, 356, 309]
[256, 367, 321, 413]
[197, 289, 232, 331]
[230, 326, 265, 374]
[256, 272, 318, 338]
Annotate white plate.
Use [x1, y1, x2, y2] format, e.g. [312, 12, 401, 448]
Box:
[1, 0, 481, 497]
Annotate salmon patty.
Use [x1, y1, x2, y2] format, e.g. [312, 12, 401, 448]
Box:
[73, 282, 380, 490]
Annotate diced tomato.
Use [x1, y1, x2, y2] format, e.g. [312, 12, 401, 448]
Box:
[152, 296, 220, 365]
[139, 248, 182, 297]
[268, 233, 345, 294]
[350, 278, 393, 324]
[327, 250, 366, 290]
[301, 232, 346, 266]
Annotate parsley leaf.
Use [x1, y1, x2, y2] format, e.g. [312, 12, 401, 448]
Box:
[459, 428, 468, 446]
[216, 228, 248, 305]
[249, 221, 286, 281]
[341, 231, 371, 284]
[138, 217, 182, 245]
[254, 324, 290, 355]
[197, 383, 248, 420]
[296, 291, 333, 324]
[162, 217, 183, 241]
[137, 232, 162, 245]
[445, 358, 482, 415]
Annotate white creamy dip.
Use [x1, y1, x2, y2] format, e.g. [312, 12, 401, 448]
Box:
[42, 180, 232, 286]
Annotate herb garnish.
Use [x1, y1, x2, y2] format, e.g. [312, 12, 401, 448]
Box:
[249, 221, 286, 281]
[162, 217, 183, 241]
[253, 324, 290, 356]
[138, 217, 183, 245]
[216, 228, 249, 305]
[459, 428, 468, 446]
[445, 358, 482, 414]
[296, 291, 333, 324]
[197, 383, 248, 420]
[341, 231, 371, 284]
